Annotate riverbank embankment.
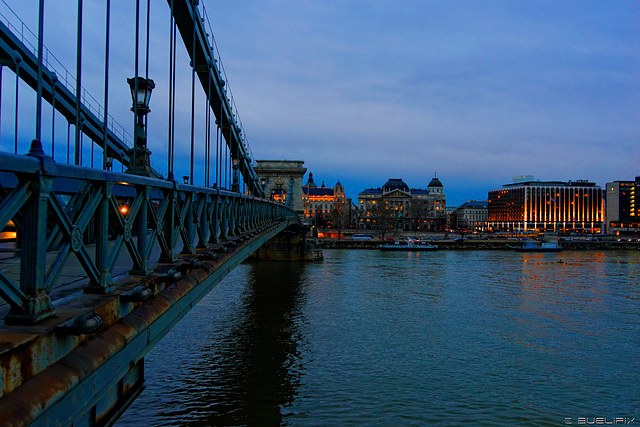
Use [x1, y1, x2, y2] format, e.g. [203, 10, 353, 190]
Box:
[316, 239, 640, 251]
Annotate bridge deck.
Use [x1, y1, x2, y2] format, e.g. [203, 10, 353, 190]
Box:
[0, 220, 295, 426]
[0, 235, 179, 319]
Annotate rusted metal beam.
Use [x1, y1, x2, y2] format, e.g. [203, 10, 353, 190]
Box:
[0, 219, 295, 426]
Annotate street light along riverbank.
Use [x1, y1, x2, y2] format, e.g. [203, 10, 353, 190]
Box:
[315, 238, 640, 251]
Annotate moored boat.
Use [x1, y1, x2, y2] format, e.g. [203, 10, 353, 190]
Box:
[513, 240, 562, 252]
[379, 238, 438, 251]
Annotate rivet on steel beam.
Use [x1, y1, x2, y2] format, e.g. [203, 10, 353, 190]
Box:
[200, 251, 219, 260]
[188, 259, 204, 268]
[120, 286, 153, 303]
[158, 269, 182, 284]
[57, 312, 104, 336]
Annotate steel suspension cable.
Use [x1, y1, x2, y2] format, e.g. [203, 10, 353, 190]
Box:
[102, 0, 111, 169]
[132, 0, 140, 175]
[51, 76, 56, 157]
[0, 66, 3, 150]
[205, 91, 210, 187]
[35, 0, 44, 143]
[144, 0, 150, 157]
[171, 22, 177, 177]
[145, 0, 150, 79]
[167, 0, 174, 177]
[75, 0, 83, 165]
[224, 134, 228, 189]
[189, 12, 196, 186]
[66, 122, 70, 163]
[216, 122, 220, 187]
[13, 66, 18, 154]
[218, 77, 223, 187]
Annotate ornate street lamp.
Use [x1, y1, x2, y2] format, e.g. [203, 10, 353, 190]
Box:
[125, 76, 155, 176]
[231, 157, 240, 192]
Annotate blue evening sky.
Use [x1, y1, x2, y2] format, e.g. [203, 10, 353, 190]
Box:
[3, 1, 639, 206]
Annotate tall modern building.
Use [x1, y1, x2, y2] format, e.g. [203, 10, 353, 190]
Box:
[605, 177, 639, 235]
[488, 179, 603, 233]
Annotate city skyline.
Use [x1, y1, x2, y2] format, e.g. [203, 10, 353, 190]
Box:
[2, 1, 638, 207]
[209, 1, 640, 206]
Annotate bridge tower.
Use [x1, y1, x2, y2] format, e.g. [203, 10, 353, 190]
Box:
[255, 160, 307, 221]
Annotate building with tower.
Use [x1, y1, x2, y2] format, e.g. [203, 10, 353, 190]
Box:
[302, 173, 350, 229]
[357, 176, 446, 231]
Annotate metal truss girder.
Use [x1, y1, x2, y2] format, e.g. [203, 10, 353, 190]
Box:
[0, 181, 29, 231]
[3, 220, 294, 427]
[0, 153, 299, 323]
[0, 269, 26, 310]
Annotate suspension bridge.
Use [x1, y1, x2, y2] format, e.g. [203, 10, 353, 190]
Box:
[0, 1, 317, 425]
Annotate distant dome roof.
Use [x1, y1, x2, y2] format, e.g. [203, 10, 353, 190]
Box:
[383, 179, 409, 192]
[305, 172, 317, 188]
[335, 180, 342, 187]
[428, 177, 443, 188]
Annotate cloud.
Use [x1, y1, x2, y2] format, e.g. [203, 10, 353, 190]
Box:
[2, 0, 639, 205]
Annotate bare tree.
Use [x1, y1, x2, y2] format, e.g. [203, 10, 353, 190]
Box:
[371, 201, 397, 239]
[330, 201, 349, 239]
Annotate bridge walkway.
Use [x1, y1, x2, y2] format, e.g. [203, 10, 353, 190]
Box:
[0, 219, 296, 426]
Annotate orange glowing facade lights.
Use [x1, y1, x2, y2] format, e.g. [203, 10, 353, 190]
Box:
[488, 180, 603, 233]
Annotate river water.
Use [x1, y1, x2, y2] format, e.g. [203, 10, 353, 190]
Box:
[116, 250, 640, 426]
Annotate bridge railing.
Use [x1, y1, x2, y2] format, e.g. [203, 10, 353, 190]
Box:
[0, 143, 298, 325]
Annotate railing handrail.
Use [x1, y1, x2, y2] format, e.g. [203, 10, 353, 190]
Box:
[0, 149, 298, 326]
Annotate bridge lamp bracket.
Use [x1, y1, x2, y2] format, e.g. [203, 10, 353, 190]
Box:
[125, 76, 155, 177]
[231, 157, 240, 192]
[127, 77, 155, 115]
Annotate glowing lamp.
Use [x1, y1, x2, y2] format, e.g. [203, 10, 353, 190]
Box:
[127, 77, 155, 114]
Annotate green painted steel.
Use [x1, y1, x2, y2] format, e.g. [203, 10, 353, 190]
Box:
[0, 148, 300, 425]
[3, 221, 294, 426]
[0, 1, 300, 424]
[0, 21, 138, 172]
[0, 146, 298, 323]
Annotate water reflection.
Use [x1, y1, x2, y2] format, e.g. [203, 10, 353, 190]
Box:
[119, 250, 640, 425]
[117, 261, 308, 427]
[189, 261, 308, 426]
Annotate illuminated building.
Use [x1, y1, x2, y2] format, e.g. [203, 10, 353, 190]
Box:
[455, 200, 488, 232]
[302, 173, 348, 227]
[488, 179, 603, 233]
[357, 177, 446, 231]
[605, 177, 640, 235]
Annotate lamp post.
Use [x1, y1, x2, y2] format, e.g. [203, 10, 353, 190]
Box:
[231, 157, 240, 192]
[125, 76, 155, 176]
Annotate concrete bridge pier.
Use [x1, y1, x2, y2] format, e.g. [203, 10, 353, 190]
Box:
[250, 225, 323, 261]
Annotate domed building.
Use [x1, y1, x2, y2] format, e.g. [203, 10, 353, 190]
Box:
[358, 176, 446, 231]
[382, 179, 410, 194]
